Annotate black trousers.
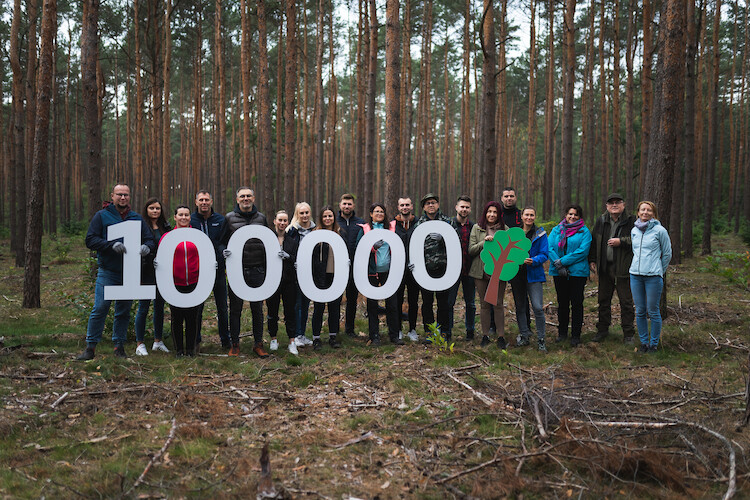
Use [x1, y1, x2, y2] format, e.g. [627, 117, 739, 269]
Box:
[367, 272, 400, 339]
[396, 270, 419, 331]
[344, 267, 359, 335]
[266, 280, 297, 339]
[229, 266, 265, 344]
[421, 287, 452, 335]
[553, 276, 587, 339]
[172, 284, 198, 355]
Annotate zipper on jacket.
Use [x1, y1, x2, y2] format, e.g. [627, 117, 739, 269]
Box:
[183, 241, 189, 284]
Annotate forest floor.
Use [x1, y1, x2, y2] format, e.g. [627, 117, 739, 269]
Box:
[1, 232, 749, 499]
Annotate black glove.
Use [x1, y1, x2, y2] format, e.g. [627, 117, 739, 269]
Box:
[373, 239, 385, 250]
[278, 250, 291, 260]
[558, 266, 570, 278]
[553, 259, 564, 270]
[139, 244, 151, 256]
[407, 262, 415, 272]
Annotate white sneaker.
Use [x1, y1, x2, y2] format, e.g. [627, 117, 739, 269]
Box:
[152, 341, 170, 353]
[270, 339, 279, 351]
[398, 331, 404, 340]
[407, 329, 419, 342]
[135, 343, 149, 356]
[288, 341, 299, 355]
[295, 335, 313, 347]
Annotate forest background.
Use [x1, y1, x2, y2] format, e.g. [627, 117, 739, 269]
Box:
[1, 0, 750, 306]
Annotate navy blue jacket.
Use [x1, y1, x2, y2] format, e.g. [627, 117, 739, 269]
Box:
[337, 211, 365, 259]
[85, 203, 156, 275]
[191, 209, 227, 268]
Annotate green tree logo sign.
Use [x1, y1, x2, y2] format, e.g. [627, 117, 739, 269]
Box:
[479, 227, 531, 305]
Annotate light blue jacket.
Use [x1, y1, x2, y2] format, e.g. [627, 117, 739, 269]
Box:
[548, 224, 592, 278]
[629, 219, 672, 277]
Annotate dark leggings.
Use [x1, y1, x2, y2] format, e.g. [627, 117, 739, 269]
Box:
[553, 276, 587, 339]
[367, 272, 400, 339]
[172, 284, 198, 355]
[312, 298, 342, 337]
[267, 281, 297, 339]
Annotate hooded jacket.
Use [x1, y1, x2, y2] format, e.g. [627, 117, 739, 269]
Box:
[588, 212, 636, 277]
[525, 226, 549, 283]
[548, 223, 592, 278]
[223, 204, 269, 268]
[629, 219, 672, 277]
[85, 203, 156, 275]
[191, 209, 227, 266]
[337, 211, 365, 259]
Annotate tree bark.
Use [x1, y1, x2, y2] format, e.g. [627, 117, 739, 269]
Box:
[162, 0, 172, 207]
[625, 0, 636, 204]
[258, 0, 274, 211]
[24, 0, 56, 308]
[240, 0, 252, 186]
[480, 0, 496, 205]
[214, 0, 226, 202]
[542, 0, 555, 217]
[640, 0, 654, 197]
[526, 0, 537, 201]
[313, 0, 326, 209]
[82, 0, 102, 218]
[682, 0, 700, 257]
[385, 0, 401, 213]
[560, 0, 575, 208]
[10, 0, 26, 266]
[364, 0, 378, 206]
[284, 0, 297, 211]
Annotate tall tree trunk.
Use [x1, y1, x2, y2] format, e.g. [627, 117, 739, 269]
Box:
[682, 0, 700, 257]
[355, 0, 367, 204]
[582, 0, 596, 216]
[727, 0, 738, 227]
[460, 0, 471, 195]
[480, 0, 496, 204]
[702, 0, 720, 255]
[313, 0, 326, 209]
[612, 0, 621, 191]
[560, 0, 575, 208]
[162, 0, 172, 207]
[385, 0, 401, 212]
[495, 0, 508, 190]
[149, 0, 162, 201]
[192, 10, 203, 196]
[598, 0, 608, 205]
[10, 0, 26, 266]
[240, 0, 252, 185]
[640, 0, 654, 197]
[284, 0, 297, 211]
[25, 0, 39, 182]
[258, 0, 274, 211]
[326, 10, 338, 203]
[214, 0, 226, 202]
[134, 0, 144, 195]
[24, 0, 56, 308]
[526, 0, 537, 200]
[625, 0, 636, 203]
[276, 25, 284, 203]
[82, 0, 101, 218]
[542, 0, 555, 217]
[364, 0, 378, 205]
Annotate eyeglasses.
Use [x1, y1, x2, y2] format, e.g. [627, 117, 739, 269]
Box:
[606, 200, 624, 205]
[238, 194, 254, 199]
[424, 200, 438, 205]
[113, 193, 130, 197]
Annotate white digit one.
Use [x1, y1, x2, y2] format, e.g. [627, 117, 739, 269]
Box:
[352, 229, 405, 300]
[104, 220, 156, 300]
[224, 225, 283, 301]
[155, 229, 217, 307]
[296, 230, 349, 303]
[408, 220, 462, 291]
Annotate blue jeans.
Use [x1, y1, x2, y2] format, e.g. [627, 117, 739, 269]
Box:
[85, 268, 132, 347]
[447, 275, 476, 335]
[295, 286, 311, 337]
[630, 274, 664, 347]
[526, 282, 546, 341]
[134, 291, 165, 343]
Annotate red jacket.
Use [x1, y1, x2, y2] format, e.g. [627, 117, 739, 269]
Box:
[161, 231, 200, 286]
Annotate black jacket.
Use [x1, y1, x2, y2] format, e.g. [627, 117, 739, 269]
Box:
[311, 230, 344, 289]
[141, 224, 171, 285]
[501, 205, 522, 228]
[223, 204, 269, 268]
[191, 209, 227, 267]
[337, 211, 365, 258]
[280, 226, 300, 283]
[588, 212, 636, 277]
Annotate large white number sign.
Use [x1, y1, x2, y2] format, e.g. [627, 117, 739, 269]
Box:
[155, 229, 217, 308]
[104, 220, 155, 300]
[408, 220, 462, 291]
[225, 225, 283, 302]
[296, 230, 350, 303]
[352, 229, 405, 300]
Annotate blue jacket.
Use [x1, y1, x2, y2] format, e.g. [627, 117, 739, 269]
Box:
[548, 224, 592, 278]
[191, 209, 227, 267]
[525, 226, 549, 283]
[356, 222, 393, 274]
[85, 203, 156, 275]
[629, 219, 672, 277]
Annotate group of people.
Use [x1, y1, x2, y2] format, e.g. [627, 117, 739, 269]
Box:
[76, 183, 672, 361]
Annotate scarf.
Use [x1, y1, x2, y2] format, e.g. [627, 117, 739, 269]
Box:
[486, 222, 502, 237]
[634, 219, 650, 232]
[557, 218, 585, 250]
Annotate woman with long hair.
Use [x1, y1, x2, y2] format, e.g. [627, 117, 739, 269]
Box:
[134, 197, 171, 355]
[468, 201, 508, 349]
[289, 202, 316, 348]
[548, 204, 592, 347]
[518, 206, 549, 352]
[163, 205, 201, 356]
[310, 206, 344, 350]
[355, 203, 404, 346]
[266, 210, 300, 355]
[630, 201, 672, 353]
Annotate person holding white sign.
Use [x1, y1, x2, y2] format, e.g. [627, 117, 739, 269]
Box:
[164, 205, 202, 356]
[310, 206, 345, 350]
[288, 202, 315, 348]
[356, 203, 404, 346]
[134, 197, 171, 356]
[413, 193, 455, 342]
[76, 184, 156, 361]
[266, 210, 300, 354]
[222, 187, 270, 358]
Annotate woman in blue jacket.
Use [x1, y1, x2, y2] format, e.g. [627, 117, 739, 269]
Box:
[630, 201, 672, 353]
[518, 207, 549, 352]
[548, 204, 591, 347]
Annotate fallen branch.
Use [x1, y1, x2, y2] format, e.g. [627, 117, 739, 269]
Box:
[122, 418, 178, 497]
[445, 371, 495, 407]
[50, 391, 69, 409]
[328, 431, 375, 450]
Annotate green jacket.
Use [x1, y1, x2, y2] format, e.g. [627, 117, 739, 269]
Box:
[588, 212, 636, 277]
